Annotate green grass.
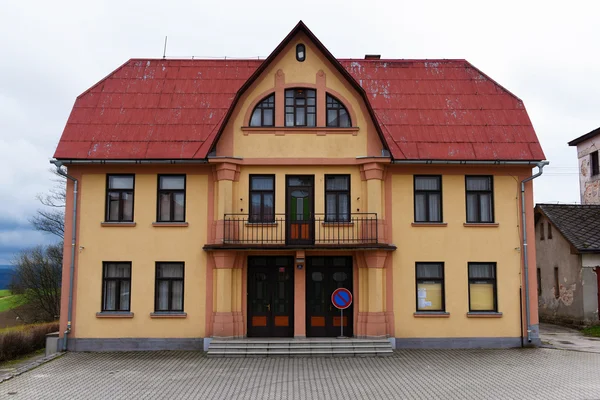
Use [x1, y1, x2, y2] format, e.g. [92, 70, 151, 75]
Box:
[0, 290, 11, 298]
[581, 326, 600, 337]
[0, 294, 26, 312]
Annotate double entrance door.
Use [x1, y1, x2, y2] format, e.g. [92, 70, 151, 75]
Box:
[247, 257, 294, 337]
[306, 257, 354, 337]
[246, 256, 353, 338]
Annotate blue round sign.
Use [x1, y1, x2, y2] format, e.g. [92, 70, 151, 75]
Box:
[331, 288, 353, 310]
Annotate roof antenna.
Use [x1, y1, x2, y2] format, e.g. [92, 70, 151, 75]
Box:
[162, 36, 168, 59]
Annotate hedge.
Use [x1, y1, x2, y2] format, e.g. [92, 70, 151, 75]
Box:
[0, 322, 59, 362]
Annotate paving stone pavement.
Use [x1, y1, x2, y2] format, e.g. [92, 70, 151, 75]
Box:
[1, 348, 599, 399]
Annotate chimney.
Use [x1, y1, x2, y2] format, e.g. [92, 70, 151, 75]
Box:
[364, 54, 381, 60]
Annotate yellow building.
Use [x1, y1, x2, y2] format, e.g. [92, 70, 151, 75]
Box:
[52, 22, 546, 351]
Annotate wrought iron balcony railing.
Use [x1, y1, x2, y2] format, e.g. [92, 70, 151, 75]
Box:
[222, 213, 378, 246]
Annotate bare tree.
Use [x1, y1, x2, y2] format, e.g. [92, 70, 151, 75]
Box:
[30, 169, 66, 239]
[10, 244, 62, 322]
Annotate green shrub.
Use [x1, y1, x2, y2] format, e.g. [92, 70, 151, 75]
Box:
[0, 322, 59, 362]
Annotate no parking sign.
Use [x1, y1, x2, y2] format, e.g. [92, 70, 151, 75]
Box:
[331, 288, 352, 338]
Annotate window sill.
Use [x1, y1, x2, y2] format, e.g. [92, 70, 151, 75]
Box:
[245, 222, 278, 227]
[463, 223, 499, 227]
[241, 126, 359, 136]
[413, 312, 450, 318]
[96, 312, 134, 318]
[411, 222, 447, 227]
[322, 222, 354, 227]
[152, 222, 189, 227]
[101, 222, 136, 227]
[467, 312, 502, 318]
[150, 312, 187, 318]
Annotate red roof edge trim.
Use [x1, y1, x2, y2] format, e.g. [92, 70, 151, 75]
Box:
[206, 20, 392, 158]
[463, 61, 523, 103]
[75, 59, 134, 100]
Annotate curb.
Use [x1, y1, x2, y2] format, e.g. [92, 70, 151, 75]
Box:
[0, 352, 65, 384]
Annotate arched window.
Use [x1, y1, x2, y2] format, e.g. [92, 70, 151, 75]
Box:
[285, 88, 316, 127]
[249, 94, 275, 127]
[326, 94, 351, 127]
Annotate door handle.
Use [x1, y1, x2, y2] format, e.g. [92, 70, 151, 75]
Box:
[267, 304, 271, 312]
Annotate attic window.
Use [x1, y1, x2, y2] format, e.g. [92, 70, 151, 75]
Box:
[285, 89, 316, 127]
[591, 150, 599, 176]
[296, 44, 306, 62]
[326, 94, 351, 127]
[249, 94, 275, 127]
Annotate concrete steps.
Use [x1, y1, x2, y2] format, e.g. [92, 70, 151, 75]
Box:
[207, 338, 393, 357]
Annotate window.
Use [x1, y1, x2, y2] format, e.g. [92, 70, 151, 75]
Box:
[155, 262, 184, 312]
[249, 175, 275, 222]
[468, 263, 497, 312]
[540, 222, 545, 240]
[591, 151, 599, 176]
[326, 94, 351, 127]
[548, 223, 553, 239]
[106, 175, 134, 222]
[325, 175, 350, 222]
[249, 94, 275, 127]
[537, 268, 542, 296]
[554, 267, 560, 299]
[416, 263, 444, 312]
[414, 176, 442, 222]
[465, 176, 494, 223]
[102, 262, 131, 312]
[296, 43, 306, 62]
[157, 175, 186, 222]
[285, 89, 316, 127]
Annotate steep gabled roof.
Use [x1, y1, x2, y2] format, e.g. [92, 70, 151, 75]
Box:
[535, 204, 600, 253]
[53, 22, 545, 161]
[568, 126, 600, 147]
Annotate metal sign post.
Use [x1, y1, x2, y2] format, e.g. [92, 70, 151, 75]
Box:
[331, 288, 353, 339]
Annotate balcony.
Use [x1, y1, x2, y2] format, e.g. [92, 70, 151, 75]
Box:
[220, 213, 379, 247]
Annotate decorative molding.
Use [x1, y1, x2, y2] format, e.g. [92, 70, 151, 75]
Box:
[214, 162, 240, 182]
[360, 162, 386, 181]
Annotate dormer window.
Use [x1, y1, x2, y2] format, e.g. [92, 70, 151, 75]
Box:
[296, 44, 306, 62]
[326, 94, 351, 127]
[285, 89, 316, 127]
[249, 94, 275, 127]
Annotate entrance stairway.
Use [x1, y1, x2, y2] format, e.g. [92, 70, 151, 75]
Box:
[207, 338, 393, 357]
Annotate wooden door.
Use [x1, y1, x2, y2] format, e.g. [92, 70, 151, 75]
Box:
[306, 257, 353, 337]
[247, 257, 294, 337]
[286, 176, 314, 245]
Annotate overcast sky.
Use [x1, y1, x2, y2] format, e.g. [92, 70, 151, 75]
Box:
[0, 0, 598, 264]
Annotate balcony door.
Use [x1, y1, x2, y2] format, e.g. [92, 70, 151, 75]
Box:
[286, 176, 314, 245]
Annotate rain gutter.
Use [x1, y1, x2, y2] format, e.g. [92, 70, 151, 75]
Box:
[520, 161, 549, 343]
[55, 159, 209, 165]
[50, 160, 78, 351]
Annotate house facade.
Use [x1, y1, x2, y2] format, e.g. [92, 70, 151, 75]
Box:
[535, 204, 600, 325]
[569, 127, 600, 205]
[52, 22, 545, 351]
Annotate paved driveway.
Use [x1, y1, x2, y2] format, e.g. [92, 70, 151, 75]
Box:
[540, 322, 600, 353]
[1, 349, 600, 399]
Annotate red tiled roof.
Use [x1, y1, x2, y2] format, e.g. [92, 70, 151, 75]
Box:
[54, 58, 545, 161]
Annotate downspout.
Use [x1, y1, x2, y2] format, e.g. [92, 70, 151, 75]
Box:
[51, 160, 78, 351]
[521, 161, 549, 343]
